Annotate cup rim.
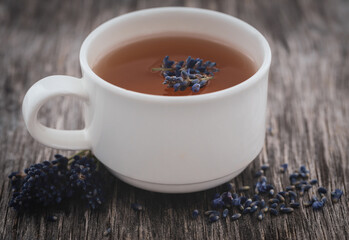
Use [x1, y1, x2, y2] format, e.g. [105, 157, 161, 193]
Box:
[80, 7, 271, 102]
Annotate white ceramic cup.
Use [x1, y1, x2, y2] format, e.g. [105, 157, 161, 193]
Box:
[22, 7, 271, 193]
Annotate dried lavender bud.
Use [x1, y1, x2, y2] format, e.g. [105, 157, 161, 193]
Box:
[261, 165, 269, 171]
[280, 163, 288, 173]
[242, 207, 251, 214]
[250, 205, 258, 213]
[303, 185, 312, 191]
[280, 207, 294, 213]
[252, 194, 261, 201]
[260, 199, 266, 208]
[131, 203, 143, 211]
[331, 189, 343, 203]
[152, 56, 218, 93]
[224, 182, 234, 191]
[312, 200, 324, 210]
[270, 203, 278, 209]
[222, 209, 229, 218]
[205, 210, 219, 216]
[47, 215, 58, 222]
[244, 198, 252, 207]
[257, 211, 264, 221]
[231, 213, 241, 221]
[255, 177, 274, 194]
[288, 191, 297, 202]
[239, 186, 250, 192]
[192, 209, 199, 219]
[262, 206, 269, 213]
[212, 197, 225, 208]
[290, 202, 300, 208]
[268, 198, 280, 204]
[238, 204, 245, 211]
[303, 201, 313, 207]
[209, 215, 220, 223]
[269, 208, 278, 216]
[318, 187, 327, 195]
[276, 194, 286, 202]
[255, 170, 264, 178]
[250, 201, 260, 208]
[310, 179, 318, 185]
[285, 186, 295, 191]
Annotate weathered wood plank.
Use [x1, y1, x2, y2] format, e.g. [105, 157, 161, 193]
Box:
[1, 0, 348, 239]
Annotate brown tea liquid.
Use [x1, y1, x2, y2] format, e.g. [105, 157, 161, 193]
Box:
[93, 36, 257, 96]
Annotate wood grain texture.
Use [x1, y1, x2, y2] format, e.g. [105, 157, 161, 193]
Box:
[1, 0, 348, 239]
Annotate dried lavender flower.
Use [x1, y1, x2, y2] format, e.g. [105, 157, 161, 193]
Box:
[152, 56, 218, 93]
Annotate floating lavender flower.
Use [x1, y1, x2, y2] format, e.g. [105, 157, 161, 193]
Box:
[152, 56, 219, 93]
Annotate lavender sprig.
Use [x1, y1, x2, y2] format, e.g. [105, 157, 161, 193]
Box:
[8, 151, 104, 211]
[152, 56, 219, 93]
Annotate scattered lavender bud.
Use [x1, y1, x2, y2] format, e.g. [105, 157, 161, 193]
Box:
[252, 194, 261, 201]
[131, 203, 143, 211]
[269, 189, 275, 196]
[224, 182, 234, 191]
[240, 196, 248, 204]
[244, 199, 252, 207]
[331, 189, 343, 203]
[310, 179, 318, 185]
[276, 194, 286, 202]
[285, 186, 295, 191]
[250, 205, 258, 213]
[250, 201, 260, 208]
[260, 199, 266, 208]
[47, 215, 58, 222]
[192, 209, 199, 219]
[268, 198, 280, 204]
[280, 164, 288, 173]
[239, 186, 250, 192]
[288, 191, 297, 200]
[304, 201, 313, 207]
[321, 197, 327, 205]
[209, 215, 220, 223]
[212, 198, 224, 208]
[303, 185, 312, 191]
[231, 213, 241, 221]
[270, 203, 278, 209]
[222, 209, 229, 218]
[269, 208, 278, 216]
[318, 187, 327, 196]
[312, 200, 324, 210]
[255, 170, 264, 178]
[280, 207, 294, 214]
[238, 204, 245, 211]
[290, 202, 300, 208]
[261, 165, 269, 171]
[242, 207, 251, 214]
[257, 211, 264, 221]
[205, 210, 219, 216]
[262, 206, 269, 213]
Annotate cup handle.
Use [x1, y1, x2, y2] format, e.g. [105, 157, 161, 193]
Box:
[22, 75, 91, 150]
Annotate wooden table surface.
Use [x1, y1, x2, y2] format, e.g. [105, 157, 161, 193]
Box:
[1, 0, 348, 239]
